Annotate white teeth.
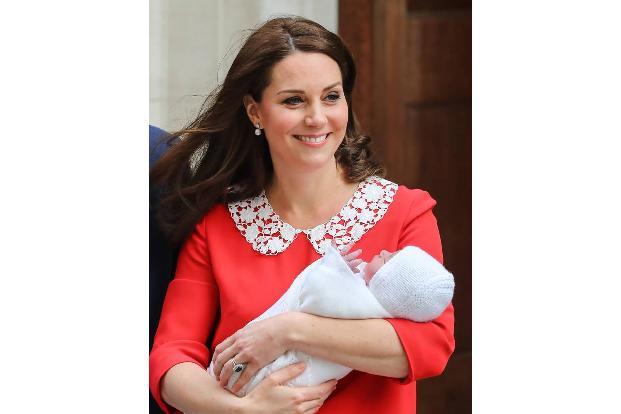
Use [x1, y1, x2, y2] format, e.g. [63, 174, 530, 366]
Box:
[295, 134, 328, 143]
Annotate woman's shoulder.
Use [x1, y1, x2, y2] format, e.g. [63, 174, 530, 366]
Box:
[390, 181, 437, 215]
[360, 176, 437, 232]
[196, 202, 232, 228]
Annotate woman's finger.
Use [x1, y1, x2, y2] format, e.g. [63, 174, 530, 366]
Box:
[213, 343, 240, 379]
[219, 358, 236, 386]
[230, 360, 259, 395]
[231, 353, 262, 394]
[212, 334, 236, 369]
[220, 357, 247, 388]
[298, 379, 337, 401]
[298, 398, 324, 413]
[222, 350, 255, 391]
[297, 380, 337, 412]
[265, 362, 306, 386]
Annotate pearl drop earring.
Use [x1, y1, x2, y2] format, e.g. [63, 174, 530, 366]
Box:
[254, 123, 262, 136]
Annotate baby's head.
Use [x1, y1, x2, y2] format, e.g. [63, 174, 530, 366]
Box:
[364, 245, 455, 322]
[364, 249, 398, 284]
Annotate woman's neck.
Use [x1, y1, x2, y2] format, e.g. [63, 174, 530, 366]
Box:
[266, 162, 358, 229]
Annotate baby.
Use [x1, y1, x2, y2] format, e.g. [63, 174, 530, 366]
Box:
[208, 242, 454, 396]
[345, 244, 453, 322]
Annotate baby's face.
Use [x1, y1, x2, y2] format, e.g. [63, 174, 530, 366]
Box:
[364, 250, 397, 283]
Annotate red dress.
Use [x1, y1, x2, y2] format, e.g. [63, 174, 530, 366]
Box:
[150, 177, 455, 413]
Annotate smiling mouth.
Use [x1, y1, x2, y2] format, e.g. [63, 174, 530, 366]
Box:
[293, 133, 330, 144]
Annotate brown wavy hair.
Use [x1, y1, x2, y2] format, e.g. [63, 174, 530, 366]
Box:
[151, 16, 385, 244]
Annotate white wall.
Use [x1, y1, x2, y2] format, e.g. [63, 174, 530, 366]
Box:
[150, 0, 339, 132]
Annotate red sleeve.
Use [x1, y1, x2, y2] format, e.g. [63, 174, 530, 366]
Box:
[385, 189, 456, 384]
[149, 217, 220, 413]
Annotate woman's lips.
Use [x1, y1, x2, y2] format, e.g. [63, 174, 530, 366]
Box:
[293, 133, 330, 146]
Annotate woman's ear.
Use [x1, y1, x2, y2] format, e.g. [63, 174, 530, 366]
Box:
[242, 95, 260, 126]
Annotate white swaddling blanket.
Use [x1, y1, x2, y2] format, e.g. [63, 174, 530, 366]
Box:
[207, 244, 454, 396]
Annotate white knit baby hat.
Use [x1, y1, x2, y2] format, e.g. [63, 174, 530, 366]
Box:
[368, 246, 454, 322]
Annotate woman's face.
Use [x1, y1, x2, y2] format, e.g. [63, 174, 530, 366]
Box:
[244, 52, 349, 173]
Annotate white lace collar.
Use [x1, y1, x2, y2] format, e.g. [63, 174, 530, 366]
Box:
[227, 176, 398, 256]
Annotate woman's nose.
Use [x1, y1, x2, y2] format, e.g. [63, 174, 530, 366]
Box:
[304, 102, 327, 127]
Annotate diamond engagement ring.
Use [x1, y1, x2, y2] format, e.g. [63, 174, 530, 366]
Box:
[231, 358, 246, 373]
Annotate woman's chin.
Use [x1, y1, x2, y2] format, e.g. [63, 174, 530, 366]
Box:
[281, 154, 338, 173]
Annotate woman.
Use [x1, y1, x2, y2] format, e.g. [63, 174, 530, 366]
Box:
[150, 16, 454, 414]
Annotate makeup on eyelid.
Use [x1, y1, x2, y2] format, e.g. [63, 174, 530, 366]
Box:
[281, 93, 342, 106]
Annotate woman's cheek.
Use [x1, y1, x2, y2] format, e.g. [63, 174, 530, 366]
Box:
[270, 109, 302, 132]
[332, 103, 349, 132]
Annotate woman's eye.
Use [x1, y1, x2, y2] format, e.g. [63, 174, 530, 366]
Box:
[283, 96, 304, 105]
[282, 93, 340, 106]
[325, 93, 341, 102]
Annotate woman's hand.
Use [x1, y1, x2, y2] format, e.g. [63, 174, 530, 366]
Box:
[240, 362, 337, 414]
[212, 313, 293, 393]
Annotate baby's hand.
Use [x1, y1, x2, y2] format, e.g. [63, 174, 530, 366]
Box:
[364, 250, 396, 285]
[334, 241, 364, 273]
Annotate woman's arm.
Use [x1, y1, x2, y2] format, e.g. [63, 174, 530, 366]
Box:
[150, 216, 221, 413]
[214, 313, 408, 395]
[161, 362, 245, 414]
[284, 312, 409, 378]
[284, 303, 455, 383]
[162, 362, 336, 414]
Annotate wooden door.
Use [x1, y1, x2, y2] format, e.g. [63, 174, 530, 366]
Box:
[339, 1, 472, 412]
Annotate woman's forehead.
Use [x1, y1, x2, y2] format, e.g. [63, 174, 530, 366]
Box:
[267, 52, 342, 91]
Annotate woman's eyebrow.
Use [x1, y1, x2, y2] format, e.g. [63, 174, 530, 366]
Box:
[277, 82, 342, 95]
